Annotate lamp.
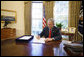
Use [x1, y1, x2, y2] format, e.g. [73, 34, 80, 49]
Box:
[1, 16, 15, 28]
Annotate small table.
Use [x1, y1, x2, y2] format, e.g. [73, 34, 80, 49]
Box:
[61, 31, 75, 41]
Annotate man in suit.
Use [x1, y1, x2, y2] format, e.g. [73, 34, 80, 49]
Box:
[37, 18, 62, 42]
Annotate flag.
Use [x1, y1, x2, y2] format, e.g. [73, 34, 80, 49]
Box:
[42, 5, 46, 29]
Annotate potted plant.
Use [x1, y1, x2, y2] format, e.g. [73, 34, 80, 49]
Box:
[56, 23, 63, 30]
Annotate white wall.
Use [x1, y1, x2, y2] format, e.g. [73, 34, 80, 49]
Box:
[1, 1, 25, 37]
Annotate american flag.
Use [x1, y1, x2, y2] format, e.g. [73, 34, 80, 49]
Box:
[42, 5, 46, 29]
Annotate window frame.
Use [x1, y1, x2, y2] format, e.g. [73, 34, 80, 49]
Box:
[53, 1, 69, 29]
[31, 1, 43, 35]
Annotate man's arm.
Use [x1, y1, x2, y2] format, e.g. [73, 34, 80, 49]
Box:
[53, 28, 62, 40]
[38, 27, 46, 37]
[36, 28, 45, 39]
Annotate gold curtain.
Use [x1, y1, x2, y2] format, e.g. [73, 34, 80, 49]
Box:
[24, 1, 31, 35]
[68, 1, 81, 41]
[43, 1, 54, 22]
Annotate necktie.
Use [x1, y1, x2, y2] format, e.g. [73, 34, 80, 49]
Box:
[49, 29, 51, 38]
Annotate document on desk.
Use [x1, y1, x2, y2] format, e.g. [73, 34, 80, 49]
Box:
[19, 36, 32, 40]
[32, 37, 45, 44]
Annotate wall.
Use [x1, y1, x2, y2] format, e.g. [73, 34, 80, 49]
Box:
[1, 1, 25, 37]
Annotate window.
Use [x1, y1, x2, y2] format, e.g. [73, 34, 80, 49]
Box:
[31, 1, 43, 35]
[54, 1, 69, 29]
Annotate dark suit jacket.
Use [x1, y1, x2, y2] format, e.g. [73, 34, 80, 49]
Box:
[39, 26, 62, 40]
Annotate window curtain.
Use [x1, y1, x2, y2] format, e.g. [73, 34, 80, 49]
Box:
[24, 1, 31, 35]
[68, 1, 81, 41]
[43, 1, 54, 22]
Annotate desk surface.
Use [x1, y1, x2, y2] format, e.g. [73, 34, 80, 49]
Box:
[2, 35, 77, 56]
[1, 39, 68, 56]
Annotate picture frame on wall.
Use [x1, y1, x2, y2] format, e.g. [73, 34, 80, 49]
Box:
[1, 9, 17, 23]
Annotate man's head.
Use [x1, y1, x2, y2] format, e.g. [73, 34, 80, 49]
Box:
[47, 18, 54, 29]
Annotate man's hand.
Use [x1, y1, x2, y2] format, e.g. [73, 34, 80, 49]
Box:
[36, 35, 40, 40]
[45, 38, 53, 42]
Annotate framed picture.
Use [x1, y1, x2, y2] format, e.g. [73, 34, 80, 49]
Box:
[1, 9, 17, 23]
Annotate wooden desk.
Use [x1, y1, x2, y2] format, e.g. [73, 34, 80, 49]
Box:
[1, 38, 69, 56]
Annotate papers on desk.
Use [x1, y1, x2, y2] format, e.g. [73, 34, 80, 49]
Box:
[19, 36, 32, 40]
[31, 36, 45, 44]
[16, 35, 33, 41]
